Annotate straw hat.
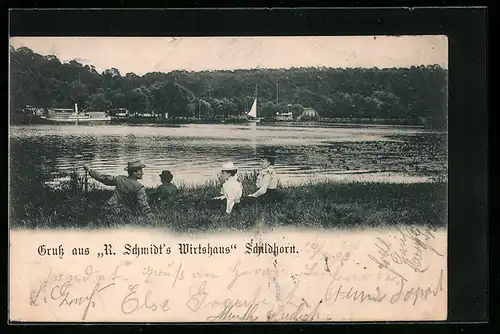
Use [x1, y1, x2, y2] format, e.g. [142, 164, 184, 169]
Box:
[124, 160, 146, 171]
[221, 161, 237, 172]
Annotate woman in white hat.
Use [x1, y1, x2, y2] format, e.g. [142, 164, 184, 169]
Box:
[211, 161, 243, 214]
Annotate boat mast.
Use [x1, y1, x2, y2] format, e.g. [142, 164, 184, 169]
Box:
[77, 72, 81, 115]
[255, 84, 258, 118]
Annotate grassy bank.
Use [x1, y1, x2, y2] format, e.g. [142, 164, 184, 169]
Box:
[9, 169, 447, 232]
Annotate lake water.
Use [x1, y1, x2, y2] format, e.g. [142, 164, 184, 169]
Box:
[9, 123, 448, 188]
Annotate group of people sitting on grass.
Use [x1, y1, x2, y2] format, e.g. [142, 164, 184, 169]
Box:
[82, 152, 279, 217]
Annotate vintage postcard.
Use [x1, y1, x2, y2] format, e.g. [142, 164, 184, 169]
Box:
[9, 35, 448, 322]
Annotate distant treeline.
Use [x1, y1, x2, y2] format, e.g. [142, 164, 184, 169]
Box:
[10, 46, 448, 128]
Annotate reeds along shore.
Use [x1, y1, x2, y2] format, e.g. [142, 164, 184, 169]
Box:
[9, 170, 448, 232]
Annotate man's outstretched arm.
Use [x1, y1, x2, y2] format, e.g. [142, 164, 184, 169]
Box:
[83, 164, 117, 186]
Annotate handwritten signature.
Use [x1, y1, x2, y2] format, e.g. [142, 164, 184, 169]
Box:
[390, 269, 444, 306]
[368, 237, 408, 281]
[325, 281, 387, 303]
[29, 265, 122, 309]
[397, 226, 444, 257]
[50, 280, 115, 320]
[368, 226, 442, 280]
[206, 303, 259, 321]
[186, 280, 271, 313]
[121, 284, 171, 315]
[323, 269, 444, 307]
[266, 299, 322, 322]
[142, 262, 185, 287]
[227, 260, 284, 290]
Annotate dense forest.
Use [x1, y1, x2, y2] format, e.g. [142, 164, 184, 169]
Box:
[10, 46, 448, 128]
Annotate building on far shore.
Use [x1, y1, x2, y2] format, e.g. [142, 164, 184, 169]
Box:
[108, 108, 131, 117]
[297, 107, 319, 120]
[23, 105, 45, 115]
[138, 112, 155, 118]
[85, 111, 109, 118]
[276, 111, 294, 121]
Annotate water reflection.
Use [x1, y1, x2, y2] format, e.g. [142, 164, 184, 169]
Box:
[9, 124, 447, 188]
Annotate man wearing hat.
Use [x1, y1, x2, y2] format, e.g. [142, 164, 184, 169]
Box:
[247, 152, 279, 202]
[151, 170, 178, 204]
[211, 161, 243, 214]
[83, 160, 151, 216]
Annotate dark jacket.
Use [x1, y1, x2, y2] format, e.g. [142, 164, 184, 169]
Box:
[89, 169, 151, 215]
[151, 183, 178, 204]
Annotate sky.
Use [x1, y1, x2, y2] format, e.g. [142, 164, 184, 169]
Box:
[9, 36, 448, 75]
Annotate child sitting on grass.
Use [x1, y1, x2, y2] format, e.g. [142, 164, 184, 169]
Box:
[244, 153, 280, 203]
[151, 170, 178, 205]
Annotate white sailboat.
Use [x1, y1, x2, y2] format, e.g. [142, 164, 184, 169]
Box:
[246, 86, 262, 123]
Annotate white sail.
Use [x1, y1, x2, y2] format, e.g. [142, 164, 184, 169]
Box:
[247, 98, 257, 118]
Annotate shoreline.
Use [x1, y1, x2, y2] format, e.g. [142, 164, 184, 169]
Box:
[10, 117, 444, 129]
